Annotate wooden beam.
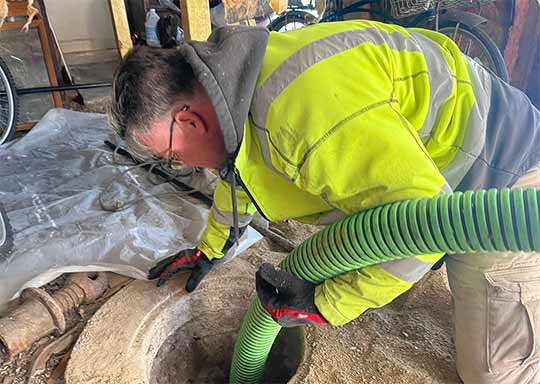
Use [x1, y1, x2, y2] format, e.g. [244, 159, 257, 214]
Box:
[0, 19, 39, 30]
[503, 0, 540, 92]
[222, 0, 272, 24]
[5, 2, 63, 108]
[509, 0, 540, 91]
[109, 0, 133, 58]
[503, 0, 529, 79]
[180, 0, 211, 42]
[36, 16, 62, 107]
[16, 123, 36, 132]
[5, 1, 28, 17]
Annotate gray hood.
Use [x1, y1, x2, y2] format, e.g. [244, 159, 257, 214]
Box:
[179, 26, 269, 158]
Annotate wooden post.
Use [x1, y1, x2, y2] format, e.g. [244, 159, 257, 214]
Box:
[179, 0, 211, 42]
[4, 2, 62, 109]
[222, 0, 273, 24]
[109, 0, 133, 58]
[503, 0, 540, 92]
[36, 18, 62, 107]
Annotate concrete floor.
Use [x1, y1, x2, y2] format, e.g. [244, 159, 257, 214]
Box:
[65, 50, 118, 107]
[0, 29, 117, 124]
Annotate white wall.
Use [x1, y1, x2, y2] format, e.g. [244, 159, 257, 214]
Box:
[45, 0, 117, 53]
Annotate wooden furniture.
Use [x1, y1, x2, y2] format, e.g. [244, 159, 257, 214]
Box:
[5, 0, 61, 133]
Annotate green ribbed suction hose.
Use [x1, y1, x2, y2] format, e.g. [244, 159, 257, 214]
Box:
[230, 188, 540, 383]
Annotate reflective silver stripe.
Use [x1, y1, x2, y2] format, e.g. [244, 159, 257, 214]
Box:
[441, 57, 491, 189]
[440, 181, 453, 194]
[251, 27, 422, 129]
[409, 32, 455, 142]
[317, 193, 348, 225]
[379, 257, 436, 283]
[211, 205, 253, 227]
[318, 209, 348, 225]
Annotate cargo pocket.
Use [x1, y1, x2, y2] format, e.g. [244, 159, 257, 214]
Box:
[485, 265, 540, 374]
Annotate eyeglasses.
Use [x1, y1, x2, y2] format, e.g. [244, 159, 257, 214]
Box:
[166, 104, 189, 169]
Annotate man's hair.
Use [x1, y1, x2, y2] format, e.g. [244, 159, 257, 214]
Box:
[109, 46, 198, 159]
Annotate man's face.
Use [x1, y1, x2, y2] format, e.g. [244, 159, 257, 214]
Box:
[138, 102, 228, 169]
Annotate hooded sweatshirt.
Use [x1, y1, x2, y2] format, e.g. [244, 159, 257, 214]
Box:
[180, 21, 540, 325]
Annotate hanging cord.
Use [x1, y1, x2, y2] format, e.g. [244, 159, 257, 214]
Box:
[98, 144, 207, 212]
[103, 141, 214, 205]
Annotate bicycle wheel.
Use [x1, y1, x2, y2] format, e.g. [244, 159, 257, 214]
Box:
[0, 202, 13, 261]
[438, 21, 509, 82]
[268, 10, 317, 32]
[0, 56, 18, 145]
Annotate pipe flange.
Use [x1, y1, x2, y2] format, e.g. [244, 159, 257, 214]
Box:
[67, 272, 108, 303]
[21, 288, 66, 333]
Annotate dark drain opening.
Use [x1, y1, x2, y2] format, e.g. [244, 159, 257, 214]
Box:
[151, 317, 304, 384]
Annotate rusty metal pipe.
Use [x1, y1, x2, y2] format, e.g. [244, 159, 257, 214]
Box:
[0, 272, 108, 360]
[0, 299, 58, 359]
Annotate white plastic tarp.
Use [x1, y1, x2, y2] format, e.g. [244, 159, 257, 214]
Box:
[0, 109, 261, 309]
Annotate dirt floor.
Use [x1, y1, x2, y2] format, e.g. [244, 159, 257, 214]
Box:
[0, 98, 459, 383]
[0, 220, 459, 384]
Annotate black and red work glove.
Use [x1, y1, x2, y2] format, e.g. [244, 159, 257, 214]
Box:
[148, 248, 214, 292]
[256, 263, 328, 327]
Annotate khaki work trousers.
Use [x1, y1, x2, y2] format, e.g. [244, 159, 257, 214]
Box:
[447, 166, 540, 384]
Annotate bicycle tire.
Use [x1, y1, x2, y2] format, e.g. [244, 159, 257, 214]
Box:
[0, 202, 13, 261]
[438, 21, 509, 82]
[0, 56, 18, 145]
[268, 10, 317, 32]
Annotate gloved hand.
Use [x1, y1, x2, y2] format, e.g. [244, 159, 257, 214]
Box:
[148, 249, 214, 292]
[256, 263, 327, 327]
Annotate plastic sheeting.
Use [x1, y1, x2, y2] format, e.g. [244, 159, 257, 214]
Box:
[0, 109, 261, 309]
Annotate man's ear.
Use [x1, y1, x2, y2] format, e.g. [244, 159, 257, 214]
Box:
[173, 109, 207, 132]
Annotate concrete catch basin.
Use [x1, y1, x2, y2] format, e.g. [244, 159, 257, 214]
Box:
[65, 259, 304, 384]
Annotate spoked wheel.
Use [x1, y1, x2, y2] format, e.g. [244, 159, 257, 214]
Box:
[438, 21, 509, 82]
[0, 56, 18, 145]
[268, 10, 317, 32]
[0, 202, 13, 261]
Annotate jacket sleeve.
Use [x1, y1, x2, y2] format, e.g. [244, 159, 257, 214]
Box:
[295, 102, 448, 326]
[197, 177, 257, 260]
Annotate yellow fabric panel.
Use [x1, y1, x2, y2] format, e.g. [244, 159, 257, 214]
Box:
[316, 251, 444, 326]
[314, 265, 413, 325]
[417, 253, 444, 263]
[235, 117, 331, 222]
[264, 44, 394, 180]
[389, 50, 431, 131]
[197, 209, 231, 261]
[295, 102, 446, 213]
[213, 178, 257, 217]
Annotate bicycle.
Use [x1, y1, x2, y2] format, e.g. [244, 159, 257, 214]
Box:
[0, 56, 17, 145]
[269, 0, 509, 82]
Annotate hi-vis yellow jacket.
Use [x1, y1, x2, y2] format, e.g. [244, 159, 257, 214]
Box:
[192, 20, 489, 325]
